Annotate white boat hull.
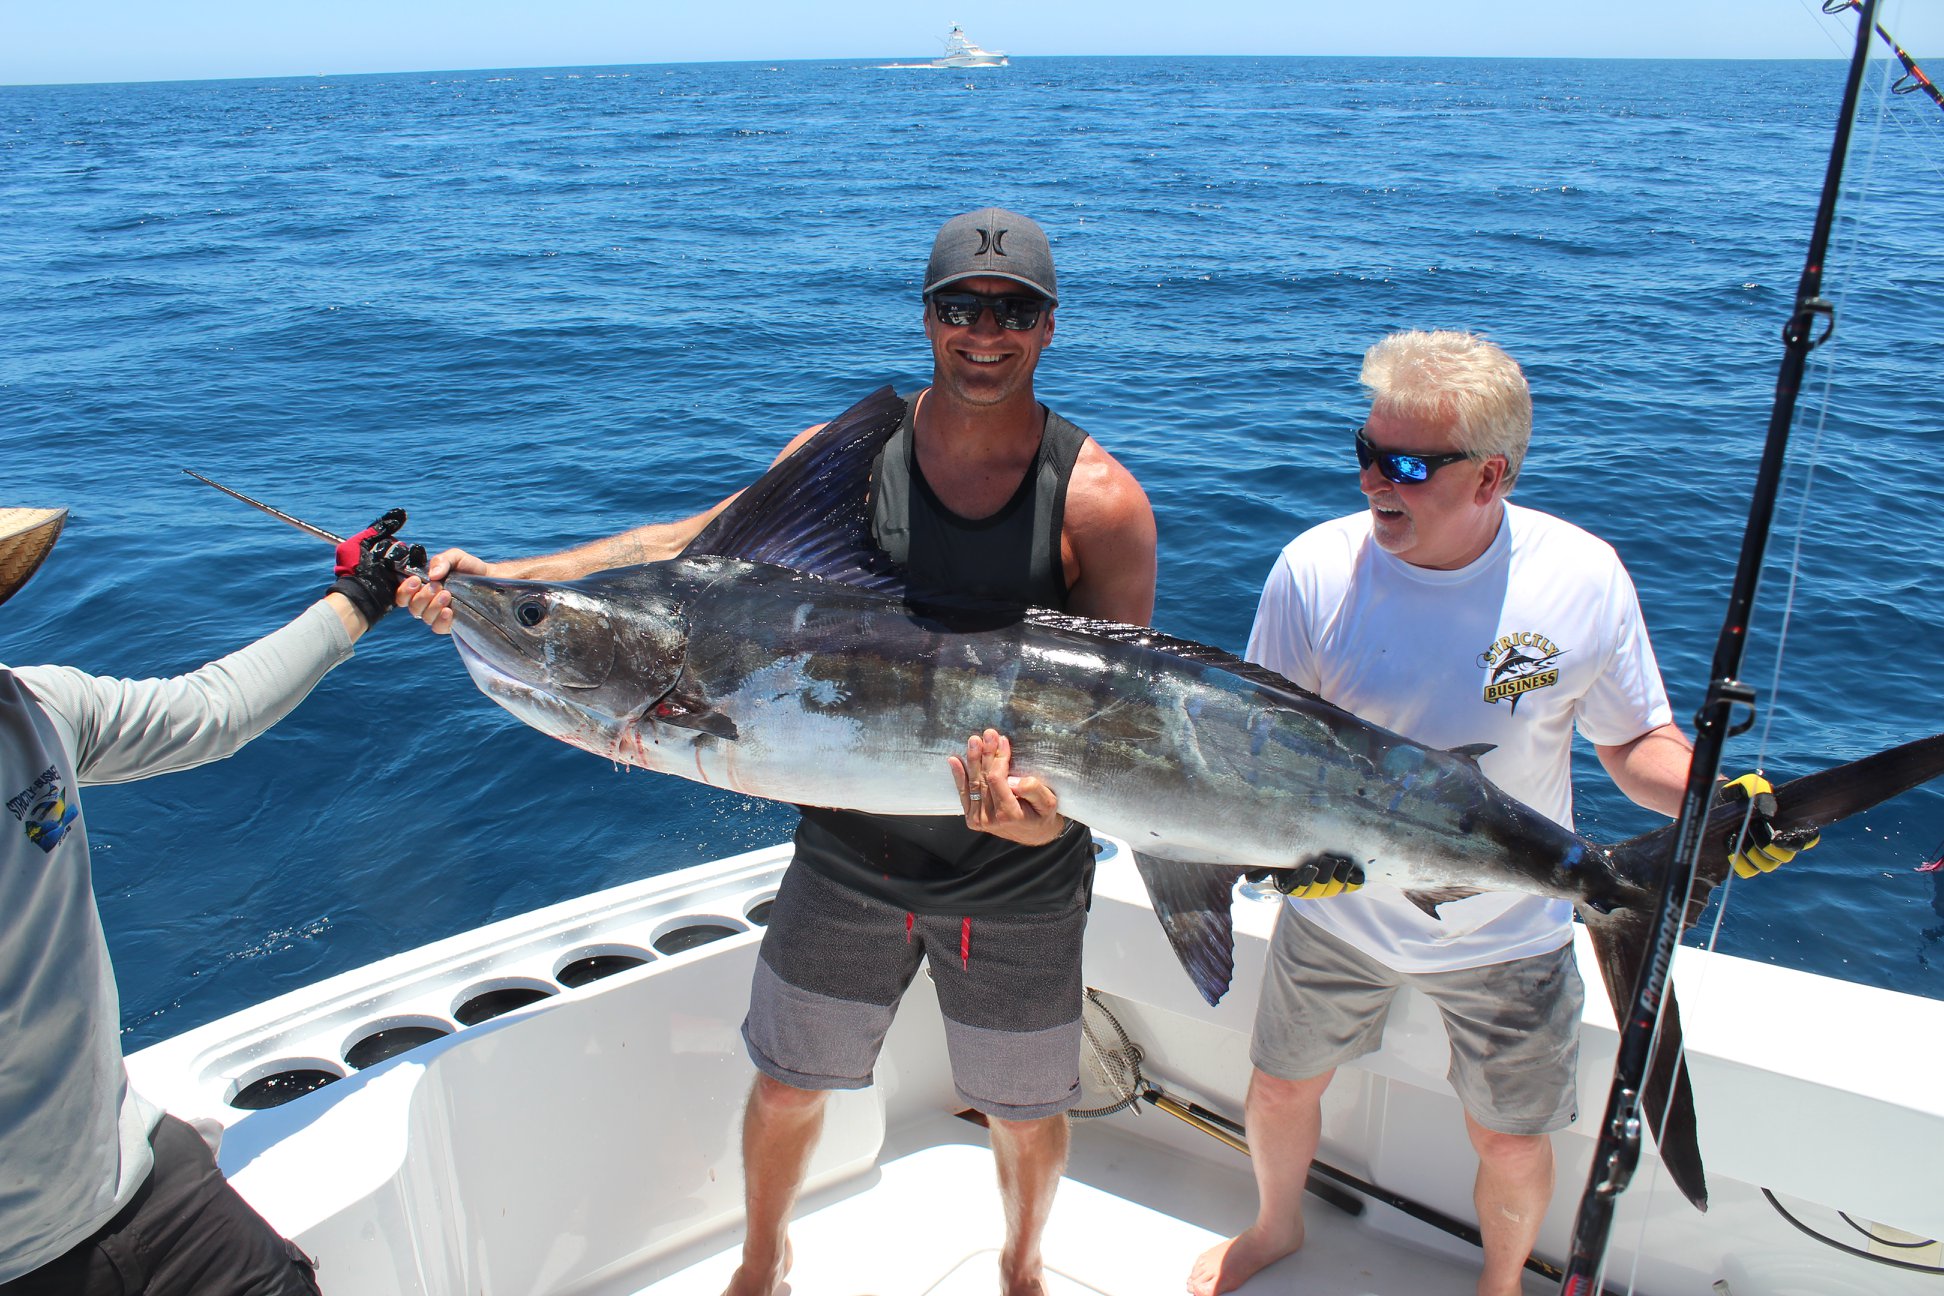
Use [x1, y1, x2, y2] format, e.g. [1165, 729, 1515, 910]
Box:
[125, 839, 1944, 1294]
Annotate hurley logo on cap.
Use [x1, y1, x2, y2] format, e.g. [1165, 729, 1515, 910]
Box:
[975, 227, 1008, 256]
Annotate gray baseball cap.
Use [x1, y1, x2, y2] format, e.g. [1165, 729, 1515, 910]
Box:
[923, 207, 1058, 304]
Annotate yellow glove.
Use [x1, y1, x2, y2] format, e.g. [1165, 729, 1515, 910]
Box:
[1256, 853, 1366, 899]
[1719, 773, 1820, 879]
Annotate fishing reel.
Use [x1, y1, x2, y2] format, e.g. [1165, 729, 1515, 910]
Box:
[361, 508, 428, 578]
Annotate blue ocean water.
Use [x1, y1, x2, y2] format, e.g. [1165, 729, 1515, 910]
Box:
[2, 56, 1941, 1049]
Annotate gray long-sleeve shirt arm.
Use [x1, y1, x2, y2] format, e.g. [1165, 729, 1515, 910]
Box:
[13, 600, 356, 787]
[0, 597, 358, 1283]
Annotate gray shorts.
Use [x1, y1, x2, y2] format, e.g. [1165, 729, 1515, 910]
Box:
[742, 861, 1086, 1121]
[1252, 909, 1584, 1136]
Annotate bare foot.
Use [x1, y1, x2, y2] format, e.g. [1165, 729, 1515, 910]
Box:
[722, 1237, 792, 1296]
[1186, 1222, 1304, 1296]
[1001, 1247, 1046, 1296]
[1001, 1273, 1047, 1296]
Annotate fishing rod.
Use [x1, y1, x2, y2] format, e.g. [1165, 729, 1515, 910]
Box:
[1823, 0, 1944, 111]
[182, 469, 349, 545]
[1557, 5, 1882, 1292]
[181, 469, 427, 577]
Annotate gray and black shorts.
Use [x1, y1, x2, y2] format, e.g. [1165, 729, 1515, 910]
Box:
[1252, 908, 1584, 1136]
[742, 861, 1087, 1121]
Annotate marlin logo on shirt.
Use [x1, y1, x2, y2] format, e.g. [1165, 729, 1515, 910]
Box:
[8, 765, 75, 852]
[1478, 632, 1565, 713]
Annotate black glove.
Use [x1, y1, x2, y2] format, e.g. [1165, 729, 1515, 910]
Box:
[1718, 773, 1818, 878]
[1246, 852, 1366, 900]
[330, 509, 423, 627]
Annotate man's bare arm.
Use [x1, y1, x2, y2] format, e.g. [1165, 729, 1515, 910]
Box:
[1595, 721, 1695, 818]
[496, 504, 733, 580]
[1060, 441, 1158, 625]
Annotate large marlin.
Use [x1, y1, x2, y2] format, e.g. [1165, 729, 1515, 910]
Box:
[438, 388, 1944, 1212]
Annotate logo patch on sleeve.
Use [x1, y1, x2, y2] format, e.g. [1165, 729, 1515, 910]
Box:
[9, 765, 76, 853]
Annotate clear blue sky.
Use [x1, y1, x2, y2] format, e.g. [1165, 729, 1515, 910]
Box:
[6, 0, 1942, 87]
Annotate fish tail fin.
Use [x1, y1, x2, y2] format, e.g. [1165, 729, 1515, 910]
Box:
[1578, 904, 1709, 1211]
[1757, 731, 1944, 836]
[1576, 731, 1944, 1213]
[1133, 853, 1245, 1007]
[1607, 729, 1944, 925]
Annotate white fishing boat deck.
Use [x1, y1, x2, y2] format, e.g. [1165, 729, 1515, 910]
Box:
[620, 1114, 1539, 1296]
[127, 840, 1944, 1296]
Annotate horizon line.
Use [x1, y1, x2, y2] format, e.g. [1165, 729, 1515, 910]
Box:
[3, 50, 1858, 92]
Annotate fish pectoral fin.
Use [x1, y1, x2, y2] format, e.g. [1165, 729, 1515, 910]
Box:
[1401, 886, 1480, 920]
[1447, 742, 1497, 764]
[649, 692, 739, 741]
[1132, 853, 1245, 1008]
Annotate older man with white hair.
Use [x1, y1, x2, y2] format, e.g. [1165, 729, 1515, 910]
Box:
[1189, 331, 1807, 1296]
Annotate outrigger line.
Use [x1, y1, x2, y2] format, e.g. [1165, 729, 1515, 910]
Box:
[1824, 0, 1944, 112]
[1558, 4, 1886, 1293]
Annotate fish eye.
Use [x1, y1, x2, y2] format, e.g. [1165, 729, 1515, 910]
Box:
[515, 599, 547, 629]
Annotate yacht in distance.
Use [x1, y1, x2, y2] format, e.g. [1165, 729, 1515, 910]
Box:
[933, 24, 1008, 67]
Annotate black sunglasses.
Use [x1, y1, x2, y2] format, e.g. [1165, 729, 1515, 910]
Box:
[1354, 426, 1473, 484]
[927, 291, 1049, 331]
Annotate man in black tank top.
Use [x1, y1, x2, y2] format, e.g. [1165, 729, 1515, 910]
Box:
[787, 400, 1095, 915]
[394, 208, 1157, 1296]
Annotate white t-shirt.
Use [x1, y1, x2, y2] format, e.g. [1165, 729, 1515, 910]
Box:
[1246, 503, 1672, 972]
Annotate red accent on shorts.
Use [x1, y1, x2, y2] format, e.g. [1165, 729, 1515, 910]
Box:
[960, 916, 972, 969]
[905, 912, 915, 941]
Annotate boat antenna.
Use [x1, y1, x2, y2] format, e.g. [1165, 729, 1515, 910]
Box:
[1823, 0, 1944, 113]
[1556, 4, 1882, 1291]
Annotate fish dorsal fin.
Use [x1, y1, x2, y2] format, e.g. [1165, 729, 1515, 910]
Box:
[1025, 610, 1333, 709]
[681, 386, 910, 595]
[1448, 742, 1497, 764]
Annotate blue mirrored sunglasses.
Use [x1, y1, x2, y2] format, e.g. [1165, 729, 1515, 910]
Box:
[1354, 426, 1473, 484]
